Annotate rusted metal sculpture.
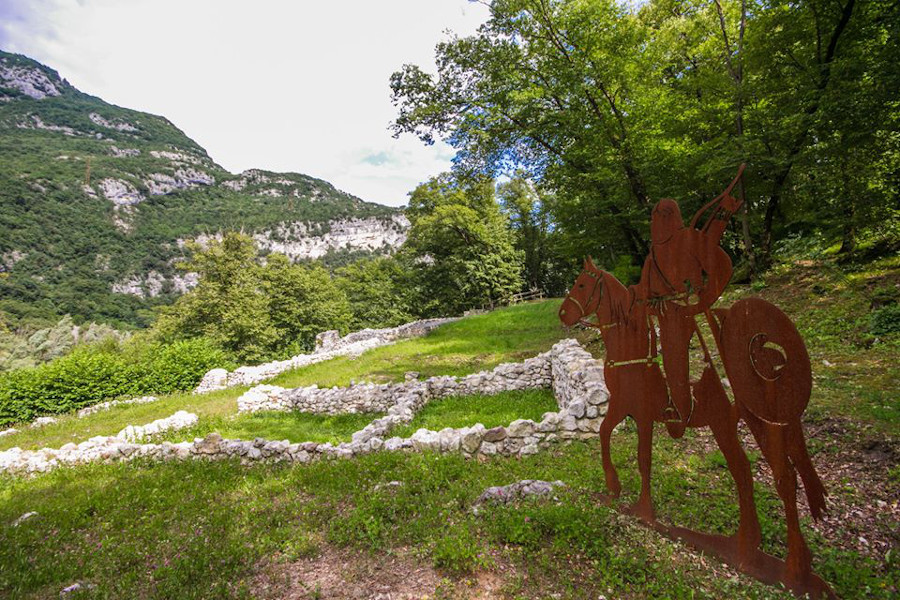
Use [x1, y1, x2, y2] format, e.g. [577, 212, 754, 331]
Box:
[559, 167, 834, 598]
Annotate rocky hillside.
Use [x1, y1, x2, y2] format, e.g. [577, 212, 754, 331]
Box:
[0, 51, 407, 328]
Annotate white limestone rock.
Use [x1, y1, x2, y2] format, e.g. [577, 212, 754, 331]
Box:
[31, 417, 57, 428]
[150, 150, 202, 164]
[77, 396, 159, 418]
[110, 146, 141, 157]
[438, 427, 461, 452]
[410, 429, 440, 452]
[145, 168, 215, 195]
[507, 419, 535, 438]
[98, 178, 144, 206]
[18, 114, 76, 135]
[0, 61, 61, 99]
[116, 411, 197, 442]
[195, 368, 229, 393]
[89, 112, 137, 132]
[383, 437, 405, 452]
[472, 480, 566, 513]
[12, 511, 38, 526]
[251, 215, 409, 261]
[461, 424, 486, 454]
[567, 400, 586, 419]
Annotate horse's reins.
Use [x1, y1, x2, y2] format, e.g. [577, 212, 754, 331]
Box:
[565, 268, 607, 330]
[568, 270, 675, 375]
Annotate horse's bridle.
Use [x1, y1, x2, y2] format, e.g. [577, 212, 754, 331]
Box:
[565, 268, 604, 329]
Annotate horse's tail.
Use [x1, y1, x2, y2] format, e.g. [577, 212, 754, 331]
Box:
[787, 420, 828, 520]
[719, 298, 827, 517]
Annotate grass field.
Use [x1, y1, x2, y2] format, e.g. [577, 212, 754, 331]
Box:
[390, 389, 559, 439]
[1, 260, 898, 599]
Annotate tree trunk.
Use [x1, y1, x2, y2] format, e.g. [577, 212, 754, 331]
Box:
[839, 212, 856, 254]
[735, 114, 757, 277]
[761, 166, 790, 262]
[715, 0, 757, 277]
[622, 154, 650, 209]
[759, 0, 856, 265]
[839, 150, 857, 254]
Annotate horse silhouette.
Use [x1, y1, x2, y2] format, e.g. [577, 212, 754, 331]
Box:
[559, 257, 831, 597]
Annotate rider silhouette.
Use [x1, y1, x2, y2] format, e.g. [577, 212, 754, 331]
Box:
[636, 186, 742, 433]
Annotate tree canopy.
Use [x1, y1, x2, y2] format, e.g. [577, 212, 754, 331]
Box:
[404, 174, 524, 315]
[391, 0, 899, 271]
[153, 233, 351, 362]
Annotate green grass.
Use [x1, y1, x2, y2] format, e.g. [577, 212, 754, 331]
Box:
[270, 300, 568, 389]
[0, 432, 893, 599]
[391, 389, 558, 438]
[155, 388, 558, 446]
[0, 387, 244, 452]
[155, 411, 382, 445]
[0, 279, 897, 598]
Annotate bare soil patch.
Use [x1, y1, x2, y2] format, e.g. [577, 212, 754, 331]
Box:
[251, 545, 507, 600]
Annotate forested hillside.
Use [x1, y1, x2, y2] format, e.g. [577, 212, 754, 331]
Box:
[0, 51, 402, 330]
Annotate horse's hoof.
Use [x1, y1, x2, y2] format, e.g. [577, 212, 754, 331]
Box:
[625, 502, 656, 523]
[606, 480, 622, 498]
[666, 421, 686, 438]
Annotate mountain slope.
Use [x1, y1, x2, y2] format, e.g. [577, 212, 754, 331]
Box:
[0, 51, 407, 329]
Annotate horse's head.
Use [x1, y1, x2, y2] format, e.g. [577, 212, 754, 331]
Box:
[559, 257, 605, 327]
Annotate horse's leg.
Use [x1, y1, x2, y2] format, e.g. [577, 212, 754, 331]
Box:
[629, 413, 656, 522]
[599, 401, 626, 498]
[710, 408, 762, 555]
[786, 420, 827, 521]
[699, 368, 762, 555]
[745, 414, 813, 582]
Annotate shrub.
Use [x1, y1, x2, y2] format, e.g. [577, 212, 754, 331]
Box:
[141, 338, 232, 394]
[870, 304, 900, 337]
[431, 525, 484, 575]
[0, 337, 228, 427]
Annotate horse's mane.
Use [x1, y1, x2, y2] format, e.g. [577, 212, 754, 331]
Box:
[593, 268, 634, 325]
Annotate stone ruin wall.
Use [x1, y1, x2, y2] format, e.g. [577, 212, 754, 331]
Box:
[0, 339, 608, 474]
[194, 317, 459, 393]
[235, 352, 552, 416]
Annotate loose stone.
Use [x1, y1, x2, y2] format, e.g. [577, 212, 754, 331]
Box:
[472, 479, 566, 513]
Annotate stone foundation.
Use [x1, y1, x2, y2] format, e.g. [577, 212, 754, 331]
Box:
[236, 352, 551, 416]
[0, 339, 607, 475]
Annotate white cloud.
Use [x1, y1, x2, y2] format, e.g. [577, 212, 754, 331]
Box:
[0, 0, 490, 206]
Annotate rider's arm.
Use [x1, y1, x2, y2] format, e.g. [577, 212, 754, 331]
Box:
[695, 243, 733, 309]
[702, 194, 742, 246]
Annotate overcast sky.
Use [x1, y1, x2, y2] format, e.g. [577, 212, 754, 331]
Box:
[0, 0, 491, 207]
